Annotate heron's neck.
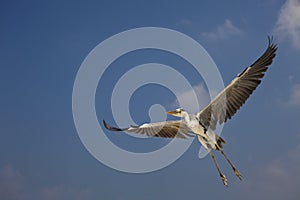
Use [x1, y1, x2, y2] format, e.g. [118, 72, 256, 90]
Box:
[181, 112, 190, 123]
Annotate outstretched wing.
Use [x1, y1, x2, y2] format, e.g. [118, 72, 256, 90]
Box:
[198, 36, 278, 130]
[103, 120, 193, 139]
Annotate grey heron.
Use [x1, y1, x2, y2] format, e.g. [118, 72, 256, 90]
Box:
[103, 37, 277, 186]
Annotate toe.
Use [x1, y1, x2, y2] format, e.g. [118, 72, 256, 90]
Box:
[221, 174, 228, 186]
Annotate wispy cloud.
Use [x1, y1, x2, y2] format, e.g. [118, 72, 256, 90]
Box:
[273, 0, 300, 49]
[201, 19, 242, 40]
[0, 165, 92, 200]
[287, 84, 300, 107]
[0, 165, 25, 200]
[177, 18, 193, 27]
[236, 142, 300, 200]
[171, 84, 210, 113]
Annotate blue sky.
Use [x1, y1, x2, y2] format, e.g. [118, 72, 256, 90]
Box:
[1, 0, 300, 199]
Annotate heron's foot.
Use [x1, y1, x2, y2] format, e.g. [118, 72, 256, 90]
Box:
[220, 173, 228, 187]
[233, 168, 243, 181]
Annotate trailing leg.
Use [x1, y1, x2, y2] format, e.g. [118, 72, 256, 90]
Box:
[209, 151, 228, 186]
[219, 149, 242, 180]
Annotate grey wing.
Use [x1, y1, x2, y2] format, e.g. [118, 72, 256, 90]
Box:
[103, 120, 193, 139]
[198, 36, 278, 130]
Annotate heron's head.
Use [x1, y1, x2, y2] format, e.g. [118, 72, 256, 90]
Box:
[166, 108, 186, 117]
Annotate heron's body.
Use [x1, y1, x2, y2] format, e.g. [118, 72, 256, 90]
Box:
[103, 37, 278, 186]
[180, 112, 223, 150]
[183, 113, 206, 137]
[197, 129, 223, 150]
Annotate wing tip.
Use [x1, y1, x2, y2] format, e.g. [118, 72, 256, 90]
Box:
[102, 120, 124, 131]
[267, 35, 278, 50]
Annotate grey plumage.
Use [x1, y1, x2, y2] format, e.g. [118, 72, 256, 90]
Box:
[103, 37, 278, 186]
[104, 37, 277, 138]
[103, 120, 193, 139]
[198, 36, 277, 130]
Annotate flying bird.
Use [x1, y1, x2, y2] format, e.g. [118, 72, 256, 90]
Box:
[103, 37, 277, 186]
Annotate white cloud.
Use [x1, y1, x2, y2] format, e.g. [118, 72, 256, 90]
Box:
[287, 83, 300, 107]
[235, 143, 300, 200]
[0, 165, 92, 200]
[171, 84, 210, 113]
[201, 19, 242, 40]
[0, 165, 25, 200]
[177, 18, 193, 26]
[274, 0, 300, 49]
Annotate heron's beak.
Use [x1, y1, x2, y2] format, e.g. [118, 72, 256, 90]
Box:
[166, 110, 178, 115]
